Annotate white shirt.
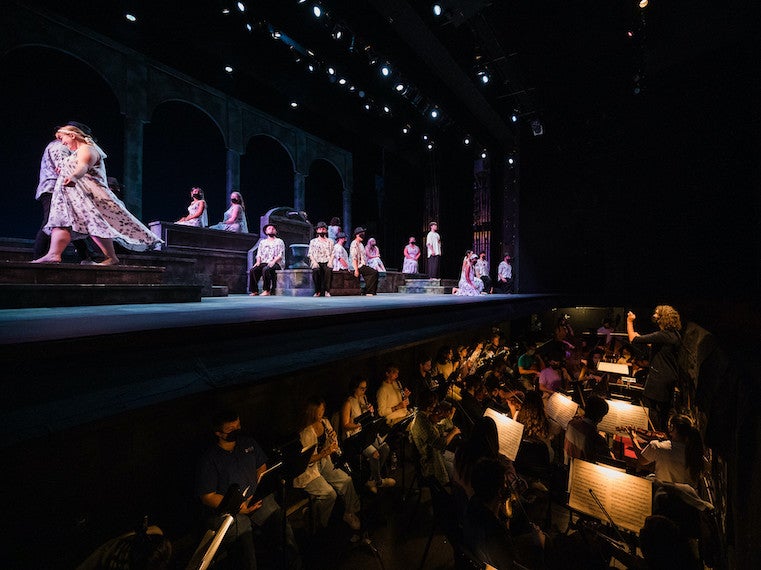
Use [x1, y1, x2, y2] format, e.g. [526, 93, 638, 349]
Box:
[426, 230, 441, 257]
[497, 261, 512, 281]
[474, 258, 489, 278]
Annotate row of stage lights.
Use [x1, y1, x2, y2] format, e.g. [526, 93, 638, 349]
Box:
[120, 2, 524, 159]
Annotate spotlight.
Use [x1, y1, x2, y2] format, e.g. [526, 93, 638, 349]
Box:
[358, 90, 366, 98]
[364, 103, 371, 111]
[237, 2, 246, 13]
[313, 5, 322, 18]
[383, 105, 391, 114]
[477, 70, 490, 84]
[627, 30, 633, 38]
[510, 112, 519, 123]
[298, 0, 307, 4]
[338, 78, 347, 85]
[463, 136, 471, 146]
[327, 66, 335, 75]
[480, 150, 487, 159]
[271, 30, 281, 39]
[348, 85, 356, 92]
[307, 64, 315, 72]
[125, 13, 137, 22]
[290, 101, 299, 108]
[306, 49, 315, 57]
[638, 0, 649, 8]
[221, 8, 230, 15]
[224, 65, 234, 73]
[394, 83, 405, 92]
[402, 125, 410, 134]
[332, 28, 343, 40]
[427, 142, 434, 150]
[380, 65, 391, 77]
[430, 108, 439, 119]
[246, 23, 252, 32]
[432, 4, 443, 17]
[422, 134, 429, 141]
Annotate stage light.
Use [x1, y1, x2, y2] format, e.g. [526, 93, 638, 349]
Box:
[463, 136, 471, 146]
[627, 30, 633, 37]
[358, 90, 366, 98]
[224, 65, 234, 73]
[364, 103, 371, 111]
[332, 28, 343, 40]
[481, 150, 487, 159]
[307, 64, 315, 72]
[327, 66, 335, 75]
[427, 142, 434, 150]
[298, 0, 307, 4]
[313, 5, 322, 18]
[638, 0, 648, 8]
[237, 2, 246, 13]
[338, 78, 347, 85]
[246, 23, 253, 32]
[433, 4, 443, 17]
[125, 13, 137, 22]
[222, 8, 230, 15]
[348, 85, 356, 92]
[306, 49, 315, 57]
[510, 112, 518, 123]
[380, 65, 391, 77]
[430, 108, 439, 119]
[383, 105, 391, 114]
[271, 30, 281, 39]
[422, 134, 429, 141]
[402, 125, 410, 134]
[478, 70, 490, 84]
[394, 83, 405, 92]
[290, 101, 299, 108]
[507, 156, 515, 165]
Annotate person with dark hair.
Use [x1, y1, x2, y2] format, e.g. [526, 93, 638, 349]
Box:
[33, 122, 161, 265]
[376, 364, 410, 425]
[474, 251, 492, 293]
[494, 254, 513, 294]
[308, 221, 334, 297]
[340, 377, 395, 493]
[639, 515, 701, 570]
[517, 342, 543, 391]
[516, 390, 561, 462]
[629, 414, 705, 488]
[409, 390, 460, 485]
[327, 216, 341, 241]
[176, 186, 208, 227]
[425, 221, 442, 278]
[293, 397, 361, 531]
[627, 305, 682, 430]
[332, 231, 350, 271]
[564, 396, 612, 463]
[454, 416, 517, 499]
[209, 191, 248, 232]
[349, 226, 379, 296]
[402, 236, 420, 274]
[76, 522, 172, 570]
[196, 409, 300, 570]
[249, 224, 284, 296]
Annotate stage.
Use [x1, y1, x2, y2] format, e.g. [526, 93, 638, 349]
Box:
[1, 292, 559, 446]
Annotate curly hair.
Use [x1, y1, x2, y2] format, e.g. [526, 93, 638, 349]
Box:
[515, 391, 550, 440]
[654, 305, 682, 331]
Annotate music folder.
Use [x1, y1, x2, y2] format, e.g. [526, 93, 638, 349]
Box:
[250, 461, 283, 503]
[483, 407, 524, 462]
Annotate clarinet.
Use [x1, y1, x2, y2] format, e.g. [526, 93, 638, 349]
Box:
[324, 420, 351, 474]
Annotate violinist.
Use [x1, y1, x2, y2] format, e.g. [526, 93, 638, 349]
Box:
[293, 396, 361, 531]
[341, 377, 396, 494]
[409, 390, 460, 485]
[564, 396, 613, 464]
[627, 414, 704, 488]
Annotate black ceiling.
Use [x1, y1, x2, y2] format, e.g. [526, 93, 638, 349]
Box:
[24, 0, 753, 155]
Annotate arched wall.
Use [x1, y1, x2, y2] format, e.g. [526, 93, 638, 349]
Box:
[4, 2, 353, 225]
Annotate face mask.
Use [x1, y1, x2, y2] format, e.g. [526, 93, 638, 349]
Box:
[223, 429, 241, 442]
[266, 232, 276, 237]
[317, 232, 327, 236]
[231, 198, 240, 204]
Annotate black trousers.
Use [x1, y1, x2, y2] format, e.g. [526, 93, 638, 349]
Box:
[312, 262, 332, 295]
[250, 263, 281, 293]
[494, 278, 513, 294]
[427, 255, 440, 278]
[34, 193, 52, 258]
[358, 265, 379, 295]
[480, 275, 492, 293]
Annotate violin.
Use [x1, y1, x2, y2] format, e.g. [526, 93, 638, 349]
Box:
[615, 425, 666, 442]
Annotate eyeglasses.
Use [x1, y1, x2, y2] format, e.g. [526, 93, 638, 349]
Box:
[358, 386, 367, 390]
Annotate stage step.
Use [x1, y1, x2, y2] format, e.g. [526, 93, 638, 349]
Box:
[211, 285, 229, 297]
[399, 277, 458, 294]
[0, 283, 201, 308]
[0, 262, 165, 285]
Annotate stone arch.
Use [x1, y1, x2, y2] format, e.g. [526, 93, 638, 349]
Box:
[306, 160, 344, 228]
[241, 135, 295, 225]
[0, 45, 123, 240]
[142, 101, 227, 224]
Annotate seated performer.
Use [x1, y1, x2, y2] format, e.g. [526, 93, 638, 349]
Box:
[365, 237, 387, 272]
[350, 226, 379, 296]
[293, 397, 361, 531]
[209, 191, 248, 232]
[196, 409, 300, 570]
[376, 364, 411, 425]
[402, 236, 420, 274]
[409, 390, 460, 486]
[332, 232, 350, 271]
[340, 377, 396, 493]
[176, 186, 208, 227]
[249, 224, 285, 296]
[564, 396, 612, 464]
[308, 221, 334, 297]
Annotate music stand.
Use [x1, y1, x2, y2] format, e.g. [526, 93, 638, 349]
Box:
[387, 412, 416, 500]
[186, 484, 244, 570]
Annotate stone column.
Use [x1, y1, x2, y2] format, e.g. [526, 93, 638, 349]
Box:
[226, 149, 241, 198]
[342, 186, 352, 236]
[294, 171, 306, 211]
[123, 115, 145, 219]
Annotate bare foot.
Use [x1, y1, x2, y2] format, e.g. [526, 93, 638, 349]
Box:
[249, 292, 258, 296]
[31, 255, 62, 264]
[261, 291, 271, 296]
[97, 257, 120, 266]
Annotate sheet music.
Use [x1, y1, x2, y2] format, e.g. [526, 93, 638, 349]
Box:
[597, 362, 630, 375]
[568, 459, 652, 534]
[483, 407, 524, 461]
[597, 399, 650, 434]
[544, 392, 578, 429]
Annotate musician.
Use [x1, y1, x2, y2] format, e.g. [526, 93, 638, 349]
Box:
[538, 355, 571, 396]
[628, 414, 704, 488]
[627, 305, 682, 430]
[411, 353, 439, 403]
[293, 397, 361, 531]
[340, 377, 396, 494]
[517, 342, 543, 391]
[376, 364, 410, 425]
[409, 390, 460, 485]
[483, 331, 507, 361]
[564, 396, 613, 464]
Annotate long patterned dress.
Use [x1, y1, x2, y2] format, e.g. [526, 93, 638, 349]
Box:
[177, 199, 208, 227]
[402, 244, 420, 274]
[46, 146, 161, 250]
[455, 262, 484, 296]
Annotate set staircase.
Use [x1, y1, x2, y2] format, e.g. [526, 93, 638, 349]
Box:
[397, 277, 458, 295]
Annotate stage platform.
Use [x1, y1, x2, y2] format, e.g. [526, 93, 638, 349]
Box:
[0, 292, 559, 446]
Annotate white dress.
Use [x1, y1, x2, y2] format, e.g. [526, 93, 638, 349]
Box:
[402, 244, 420, 274]
[455, 263, 484, 296]
[177, 200, 208, 227]
[46, 147, 160, 250]
[210, 204, 248, 233]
